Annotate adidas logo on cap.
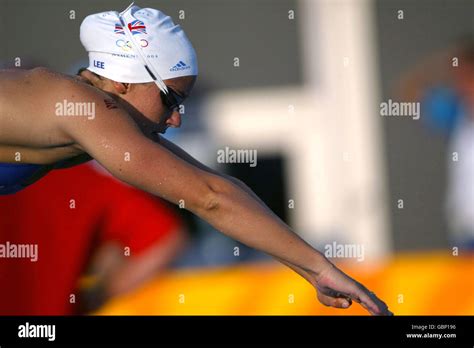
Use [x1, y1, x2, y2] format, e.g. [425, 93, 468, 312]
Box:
[170, 60, 191, 72]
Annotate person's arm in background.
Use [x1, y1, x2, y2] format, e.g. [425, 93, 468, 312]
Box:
[82, 230, 186, 312]
[100, 230, 186, 298]
[80, 186, 187, 313]
[59, 85, 392, 315]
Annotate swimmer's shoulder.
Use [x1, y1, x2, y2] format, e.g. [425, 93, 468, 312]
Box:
[46, 69, 140, 149]
[23, 67, 68, 85]
[29, 67, 106, 99]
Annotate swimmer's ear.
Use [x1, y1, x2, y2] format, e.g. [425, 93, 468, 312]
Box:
[111, 81, 131, 95]
[80, 69, 104, 87]
[79, 69, 130, 94]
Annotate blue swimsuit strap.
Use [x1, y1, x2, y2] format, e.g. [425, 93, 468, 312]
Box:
[0, 153, 92, 187]
[20, 152, 93, 186]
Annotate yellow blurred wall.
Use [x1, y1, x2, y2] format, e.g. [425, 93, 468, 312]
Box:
[96, 252, 474, 315]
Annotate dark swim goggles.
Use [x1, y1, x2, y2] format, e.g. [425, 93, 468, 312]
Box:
[160, 86, 185, 112]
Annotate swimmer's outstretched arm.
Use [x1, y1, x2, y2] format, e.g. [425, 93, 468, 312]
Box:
[60, 91, 391, 315]
[157, 135, 392, 315]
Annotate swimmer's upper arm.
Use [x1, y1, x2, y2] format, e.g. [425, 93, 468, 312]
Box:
[59, 95, 216, 213]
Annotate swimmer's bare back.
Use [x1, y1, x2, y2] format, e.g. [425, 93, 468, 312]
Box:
[0, 68, 91, 165]
[0, 68, 393, 316]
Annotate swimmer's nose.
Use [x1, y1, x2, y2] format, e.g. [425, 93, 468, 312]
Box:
[166, 110, 181, 128]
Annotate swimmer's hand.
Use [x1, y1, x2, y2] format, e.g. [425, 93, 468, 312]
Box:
[314, 262, 393, 316]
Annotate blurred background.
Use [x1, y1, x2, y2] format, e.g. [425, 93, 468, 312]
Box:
[0, 0, 472, 315]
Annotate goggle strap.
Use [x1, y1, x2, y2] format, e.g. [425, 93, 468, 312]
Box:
[117, 3, 169, 95]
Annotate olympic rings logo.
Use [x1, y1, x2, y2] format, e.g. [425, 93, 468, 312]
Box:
[115, 39, 149, 51]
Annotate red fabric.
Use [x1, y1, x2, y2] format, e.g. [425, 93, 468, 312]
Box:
[0, 162, 181, 315]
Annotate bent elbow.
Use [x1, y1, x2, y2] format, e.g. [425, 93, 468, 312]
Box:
[203, 191, 220, 211]
[187, 187, 220, 217]
[191, 176, 232, 215]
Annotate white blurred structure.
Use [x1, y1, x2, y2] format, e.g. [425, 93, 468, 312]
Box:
[446, 116, 474, 246]
[200, 0, 392, 261]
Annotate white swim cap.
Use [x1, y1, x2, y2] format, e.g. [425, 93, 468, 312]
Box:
[80, 4, 198, 83]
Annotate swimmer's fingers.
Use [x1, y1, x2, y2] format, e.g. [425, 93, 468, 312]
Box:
[351, 284, 393, 316]
[315, 263, 393, 316]
[317, 290, 352, 309]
